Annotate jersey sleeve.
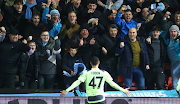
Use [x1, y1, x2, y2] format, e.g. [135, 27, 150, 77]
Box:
[78, 70, 87, 82]
[66, 70, 87, 92]
[104, 71, 113, 82]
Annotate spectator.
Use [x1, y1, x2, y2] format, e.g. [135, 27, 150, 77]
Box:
[145, 25, 166, 90]
[62, 48, 84, 90]
[0, 28, 27, 88]
[97, 0, 123, 13]
[165, 25, 180, 89]
[24, 11, 54, 42]
[24, 0, 39, 20]
[114, 9, 142, 39]
[162, 11, 180, 30]
[70, 23, 98, 68]
[87, 18, 105, 38]
[134, 7, 149, 23]
[130, 0, 152, 14]
[115, 28, 149, 89]
[42, 2, 62, 39]
[175, 11, 180, 28]
[138, 10, 164, 38]
[78, 0, 101, 25]
[59, 11, 80, 56]
[99, 9, 117, 33]
[19, 41, 39, 89]
[1, 0, 26, 36]
[61, 0, 83, 23]
[36, 30, 61, 89]
[97, 24, 120, 90]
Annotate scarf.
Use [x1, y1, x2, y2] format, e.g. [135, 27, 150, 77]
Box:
[25, 0, 37, 20]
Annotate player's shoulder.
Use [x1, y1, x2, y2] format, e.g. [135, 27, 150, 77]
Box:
[99, 69, 106, 72]
[86, 69, 91, 72]
[99, 69, 110, 75]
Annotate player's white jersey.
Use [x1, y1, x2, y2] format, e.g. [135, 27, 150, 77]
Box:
[78, 68, 113, 103]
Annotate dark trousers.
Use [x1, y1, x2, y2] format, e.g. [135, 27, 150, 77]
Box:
[0, 73, 16, 88]
[23, 77, 38, 89]
[146, 66, 165, 90]
[38, 74, 55, 89]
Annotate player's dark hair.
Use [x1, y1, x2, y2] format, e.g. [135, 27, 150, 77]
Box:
[90, 56, 99, 66]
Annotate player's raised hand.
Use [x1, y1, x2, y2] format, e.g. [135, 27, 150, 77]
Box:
[60, 90, 67, 98]
[123, 88, 131, 96]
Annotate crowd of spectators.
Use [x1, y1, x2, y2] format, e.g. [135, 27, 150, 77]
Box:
[0, 0, 180, 91]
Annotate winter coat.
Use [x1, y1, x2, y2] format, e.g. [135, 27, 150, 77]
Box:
[36, 37, 61, 74]
[115, 36, 149, 78]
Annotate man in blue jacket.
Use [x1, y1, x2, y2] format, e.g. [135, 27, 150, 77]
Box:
[166, 25, 180, 89]
[114, 9, 142, 39]
[116, 27, 149, 89]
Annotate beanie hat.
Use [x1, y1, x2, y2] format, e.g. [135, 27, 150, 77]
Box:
[9, 28, 19, 35]
[50, 9, 60, 17]
[79, 23, 90, 32]
[169, 25, 179, 32]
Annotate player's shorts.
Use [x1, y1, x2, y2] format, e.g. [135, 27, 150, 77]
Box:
[87, 95, 106, 104]
[88, 100, 106, 104]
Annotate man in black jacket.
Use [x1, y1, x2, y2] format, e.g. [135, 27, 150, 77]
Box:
[19, 41, 39, 89]
[1, 0, 26, 37]
[78, 0, 101, 25]
[97, 24, 120, 90]
[99, 10, 117, 33]
[70, 23, 98, 68]
[145, 25, 166, 90]
[0, 28, 27, 88]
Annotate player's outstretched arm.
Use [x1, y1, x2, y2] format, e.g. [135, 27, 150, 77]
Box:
[60, 80, 82, 97]
[107, 80, 131, 96]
